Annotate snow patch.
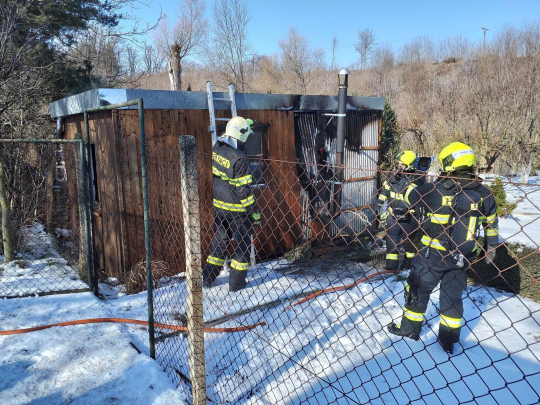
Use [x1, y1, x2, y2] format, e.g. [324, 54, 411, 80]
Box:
[0, 223, 87, 298]
[0, 290, 186, 404]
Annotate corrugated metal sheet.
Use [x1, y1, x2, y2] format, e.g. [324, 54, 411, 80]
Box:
[336, 110, 380, 235]
[295, 109, 381, 237]
[295, 113, 319, 179]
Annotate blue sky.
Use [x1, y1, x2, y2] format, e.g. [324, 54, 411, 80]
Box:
[126, 0, 540, 66]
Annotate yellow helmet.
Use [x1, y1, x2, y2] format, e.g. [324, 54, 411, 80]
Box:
[396, 150, 416, 168]
[223, 116, 253, 143]
[438, 142, 475, 172]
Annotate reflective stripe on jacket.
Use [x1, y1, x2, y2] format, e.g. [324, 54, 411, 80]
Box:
[212, 141, 257, 217]
[405, 173, 499, 265]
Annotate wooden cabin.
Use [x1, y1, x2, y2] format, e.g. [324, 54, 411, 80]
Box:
[49, 89, 384, 279]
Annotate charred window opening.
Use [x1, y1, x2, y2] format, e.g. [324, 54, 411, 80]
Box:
[246, 123, 269, 186]
[294, 112, 334, 209]
[217, 122, 269, 186]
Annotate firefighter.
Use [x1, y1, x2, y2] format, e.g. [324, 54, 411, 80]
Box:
[377, 151, 424, 271]
[388, 142, 499, 354]
[202, 116, 261, 292]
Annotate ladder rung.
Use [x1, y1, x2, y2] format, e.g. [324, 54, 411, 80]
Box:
[213, 98, 233, 102]
[215, 118, 231, 122]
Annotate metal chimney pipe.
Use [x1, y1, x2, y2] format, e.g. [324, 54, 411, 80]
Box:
[334, 68, 350, 211]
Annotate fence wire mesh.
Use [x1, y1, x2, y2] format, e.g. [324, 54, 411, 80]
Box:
[148, 146, 540, 405]
[0, 141, 92, 298]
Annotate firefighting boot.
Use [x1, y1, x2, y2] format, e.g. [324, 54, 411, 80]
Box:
[387, 322, 420, 341]
[440, 340, 454, 355]
[202, 264, 221, 288]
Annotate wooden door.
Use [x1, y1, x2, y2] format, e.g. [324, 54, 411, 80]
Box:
[88, 111, 125, 279]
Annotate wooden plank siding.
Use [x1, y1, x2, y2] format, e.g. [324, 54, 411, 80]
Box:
[62, 109, 304, 279]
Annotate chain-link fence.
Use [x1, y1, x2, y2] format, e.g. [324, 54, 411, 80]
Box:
[148, 140, 540, 404]
[0, 140, 93, 298]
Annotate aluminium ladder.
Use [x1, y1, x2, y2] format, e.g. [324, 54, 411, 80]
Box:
[206, 82, 256, 270]
[206, 82, 238, 145]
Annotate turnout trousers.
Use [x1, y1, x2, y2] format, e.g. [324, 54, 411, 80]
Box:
[203, 215, 252, 291]
[385, 214, 418, 270]
[398, 258, 468, 346]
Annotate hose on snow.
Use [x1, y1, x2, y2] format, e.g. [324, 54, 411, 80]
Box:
[0, 270, 396, 336]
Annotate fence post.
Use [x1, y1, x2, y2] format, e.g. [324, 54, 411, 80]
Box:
[179, 135, 206, 404]
[76, 135, 92, 288]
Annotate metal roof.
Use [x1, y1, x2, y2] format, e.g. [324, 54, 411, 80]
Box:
[49, 88, 385, 118]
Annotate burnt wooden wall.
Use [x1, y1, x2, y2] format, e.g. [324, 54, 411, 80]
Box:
[63, 108, 302, 278]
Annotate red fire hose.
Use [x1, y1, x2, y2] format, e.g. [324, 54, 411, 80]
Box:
[0, 317, 267, 336]
[0, 271, 395, 336]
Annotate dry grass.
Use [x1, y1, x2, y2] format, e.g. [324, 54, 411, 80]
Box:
[123, 259, 172, 295]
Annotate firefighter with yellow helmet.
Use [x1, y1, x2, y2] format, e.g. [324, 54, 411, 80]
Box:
[388, 142, 499, 354]
[377, 150, 424, 270]
[203, 116, 261, 292]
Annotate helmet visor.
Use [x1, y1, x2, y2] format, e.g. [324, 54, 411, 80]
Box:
[442, 149, 474, 169]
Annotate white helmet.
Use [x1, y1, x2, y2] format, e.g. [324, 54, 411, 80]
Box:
[223, 116, 253, 143]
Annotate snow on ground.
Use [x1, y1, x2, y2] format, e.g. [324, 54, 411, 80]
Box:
[1, 258, 539, 405]
[154, 261, 540, 405]
[0, 223, 87, 298]
[0, 286, 186, 404]
[1, 180, 540, 404]
[484, 176, 540, 249]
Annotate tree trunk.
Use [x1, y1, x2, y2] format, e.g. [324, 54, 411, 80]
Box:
[168, 42, 182, 91]
[0, 153, 14, 263]
[520, 151, 534, 184]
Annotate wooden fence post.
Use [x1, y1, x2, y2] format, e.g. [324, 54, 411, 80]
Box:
[179, 136, 207, 404]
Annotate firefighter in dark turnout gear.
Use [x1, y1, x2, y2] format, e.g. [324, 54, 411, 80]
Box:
[377, 151, 425, 270]
[388, 142, 499, 354]
[203, 117, 260, 292]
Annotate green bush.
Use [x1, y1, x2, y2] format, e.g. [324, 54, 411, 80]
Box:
[471, 242, 540, 302]
[381, 100, 401, 170]
[488, 177, 517, 217]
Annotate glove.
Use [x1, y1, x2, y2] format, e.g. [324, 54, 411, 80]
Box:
[485, 247, 496, 265]
[251, 212, 261, 228]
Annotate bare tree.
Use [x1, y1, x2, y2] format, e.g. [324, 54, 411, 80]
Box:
[490, 26, 521, 58]
[331, 35, 339, 70]
[522, 21, 540, 57]
[70, 28, 126, 86]
[279, 27, 325, 94]
[372, 44, 395, 69]
[153, 0, 207, 91]
[205, 0, 251, 91]
[400, 36, 435, 64]
[0, 3, 48, 120]
[437, 35, 472, 62]
[355, 28, 377, 69]
[126, 45, 139, 77]
[142, 43, 165, 74]
[371, 44, 396, 97]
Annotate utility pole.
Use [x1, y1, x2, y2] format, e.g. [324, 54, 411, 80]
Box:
[481, 27, 489, 53]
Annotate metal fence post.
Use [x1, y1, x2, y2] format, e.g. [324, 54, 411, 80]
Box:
[83, 112, 96, 295]
[78, 138, 93, 292]
[137, 99, 155, 360]
[179, 135, 206, 404]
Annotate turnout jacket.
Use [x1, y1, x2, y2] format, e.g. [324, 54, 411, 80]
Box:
[378, 169, 425, 217]
[404, 173, 499, 268]
[212, 141, 257, 219]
